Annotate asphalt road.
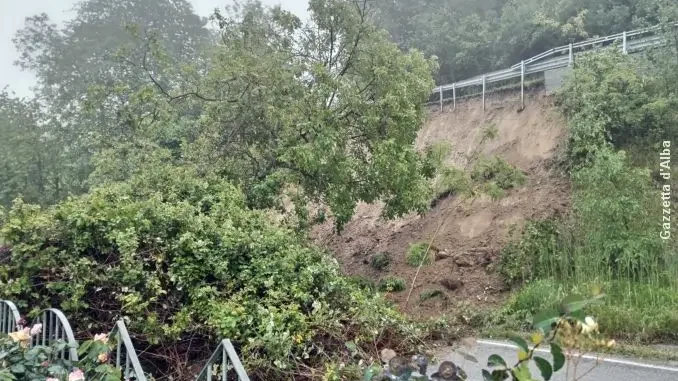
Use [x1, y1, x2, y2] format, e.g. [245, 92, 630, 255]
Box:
[428, 340, 678, 381]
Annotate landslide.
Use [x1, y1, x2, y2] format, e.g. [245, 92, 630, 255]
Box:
[313, 93, 571, 318]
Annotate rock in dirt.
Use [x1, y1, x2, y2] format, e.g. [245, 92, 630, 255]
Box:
[440, 278, 464, 291]
[454, 255, 474, 267]
[380, 348, 396, 363]
[435, 250, 452, 261]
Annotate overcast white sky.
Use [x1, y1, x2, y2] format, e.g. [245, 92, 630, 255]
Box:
[0, 0, 309, 98]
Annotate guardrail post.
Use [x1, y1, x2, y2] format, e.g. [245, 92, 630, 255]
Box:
[452, 83, 456, 110]
[623, 31, 628, 54]
[520, 60, 525, 109]
[568, 43, 574, 66]
[482, 75, 486, 111]
[439, 87, 443, 112]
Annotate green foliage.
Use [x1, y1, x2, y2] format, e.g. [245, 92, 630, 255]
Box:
[572, 148, 663, 281]
[558, 49, 678, 167]
[431, 166, 473, 205]
[419, 289, 445, 302]
[363, 295, 607, 381]
[406, 242, 433, 267]
[347, 276, 376, 292]
[371, 0, 674, 84]
[0, 93, 67, 206]
[480, 182, 506, 201]
[370, 252, 391, 271]
[499, 33, 678, 342]
[0, 327, 121, 381]
[499, 220, 562, 285]
[1, 0, 210, 207]
[178, 0, 439, 230]
[378, 277, 407, 293]
[0, 165, 423, 379]
[471, 157, 526, 190]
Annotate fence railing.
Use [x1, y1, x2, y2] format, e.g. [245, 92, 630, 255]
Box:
[31, 308, 79, 360]
[0, 300, 20, 335]
[196, 339, 250, 381]
[0, 300, 148, 380]
[432, 21, 677, 111]
[110, 320, 148, 381]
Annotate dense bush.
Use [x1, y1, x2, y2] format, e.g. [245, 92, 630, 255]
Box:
[499, 45, 678, 341]
[0, 164, 424, 380]
[471, 156, 526, 191]
[1, 327, 121, 381]
[558, 49, 678, 168]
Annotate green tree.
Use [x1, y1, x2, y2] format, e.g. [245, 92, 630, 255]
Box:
[0, 92, 65, 206]
[150, 0, 440, 229]
[6, 0, 211, 205]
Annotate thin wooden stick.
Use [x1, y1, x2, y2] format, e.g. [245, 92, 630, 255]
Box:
[403, 200, 460, 308]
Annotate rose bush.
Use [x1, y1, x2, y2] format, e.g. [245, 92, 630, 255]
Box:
[0, 323, 121, 381]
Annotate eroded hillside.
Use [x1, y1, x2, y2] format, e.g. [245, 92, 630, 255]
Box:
[313, 93, 571, 318]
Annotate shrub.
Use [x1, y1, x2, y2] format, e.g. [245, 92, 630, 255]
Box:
[471, 156, 526, 190]
[370, 252, 391, 271]
[419, 289, 445, 302]
[481, 182, 505, 201]
[378, 277, 406, 292]
[557, 49, 678, 168]
[347, 276, 376, 292]
[0, 164, 422, 380]
[406, 242, 433, 267]
[0, 325, 121, 381]
[431, 166, 472, 205]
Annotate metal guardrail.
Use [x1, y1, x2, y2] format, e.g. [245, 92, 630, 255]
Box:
[432, 22, 677, 110]
[31, 308, 80, 360]
[110, 319, 148, 381]
[196, 339, 250, 381]
[0, 300, 20, 334]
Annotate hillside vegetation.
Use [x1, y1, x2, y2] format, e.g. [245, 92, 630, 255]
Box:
[1, 0, 678, 380]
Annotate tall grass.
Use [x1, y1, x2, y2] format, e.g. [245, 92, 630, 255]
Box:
[500, 148, 678, 341]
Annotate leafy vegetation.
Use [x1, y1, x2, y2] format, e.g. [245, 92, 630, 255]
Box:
[372, 0, 676, 84]
[363, 294, 613, 381]
[432, 167, 473, 201]
[471, 156, 526, 191]
[378, 277, 407, 293]
[2, 0, 678, 378]
[0, 164, 428, 379]
[406, 242, 433, 267]
[498, 19, 678, 341]
[370, 252, 391, 271]
[1, 326, 121, 381]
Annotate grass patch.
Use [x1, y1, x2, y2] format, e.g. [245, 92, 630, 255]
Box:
[378, 277, 406, 292]
[481, 182, 505, 200]
[406, 241, 433, 267]
[471, 156, 526, 190]
[431, 166, 472, 206]
[369, 252, 390, 271]
[420, 289, 445, 302]
[500, 279, 678, 343]
[347, 276, 375, 292]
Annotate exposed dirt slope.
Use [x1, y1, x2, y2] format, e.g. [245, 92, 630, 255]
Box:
[312, 93, 571, 319]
